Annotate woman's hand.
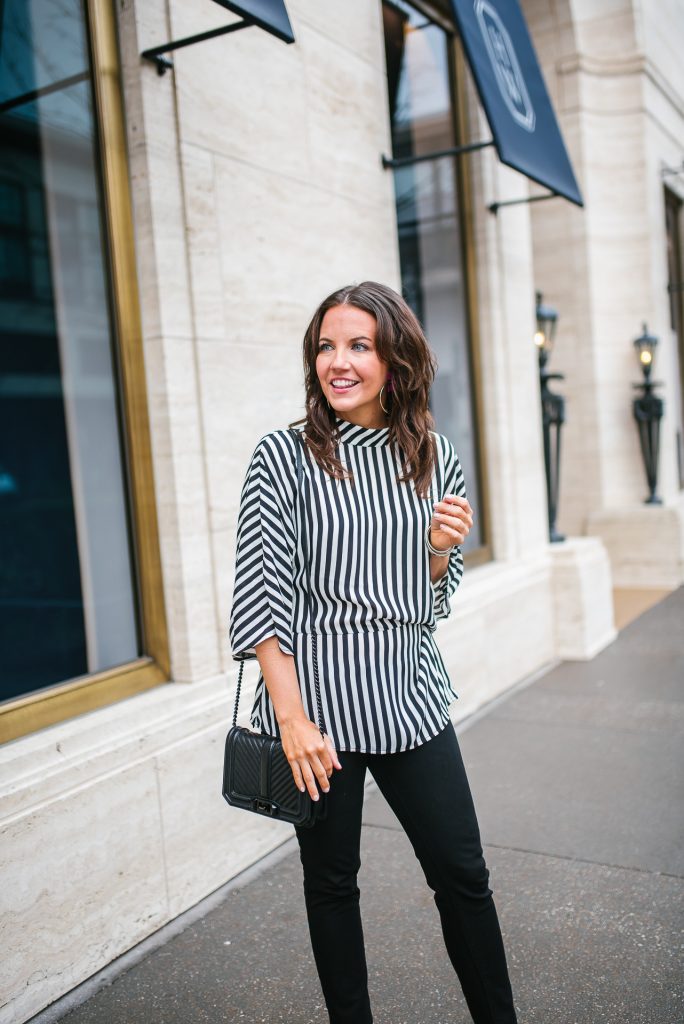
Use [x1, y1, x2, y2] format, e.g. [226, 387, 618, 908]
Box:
[255, 636, 342, 800]
[279, 714, 343, 801]
[430, 493, 474, 551]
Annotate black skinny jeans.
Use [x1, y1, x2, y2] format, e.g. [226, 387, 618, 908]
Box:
[294, 720, 518, 1024]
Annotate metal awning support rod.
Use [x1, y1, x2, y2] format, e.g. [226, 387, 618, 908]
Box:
[381, 139, 494, 170]
[141, 18, 254, 75]
[488, 192, 559, 214]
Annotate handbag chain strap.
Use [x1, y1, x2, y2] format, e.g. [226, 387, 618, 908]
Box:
[231, 429, 326, 736]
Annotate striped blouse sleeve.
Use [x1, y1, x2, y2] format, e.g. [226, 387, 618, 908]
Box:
[431, 437, 467, 621]
[229, 436, 296, 661]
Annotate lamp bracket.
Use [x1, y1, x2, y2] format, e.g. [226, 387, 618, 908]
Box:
[141, 17, 254, 75]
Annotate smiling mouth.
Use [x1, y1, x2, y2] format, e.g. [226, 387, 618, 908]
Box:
[330, 379, 360, 390]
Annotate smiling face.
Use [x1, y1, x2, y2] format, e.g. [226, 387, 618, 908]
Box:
[315, 304, 390, 428]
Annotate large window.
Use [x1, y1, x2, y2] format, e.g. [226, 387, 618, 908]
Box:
[383, 0, 485, 555]
[0, 0, 168, 741]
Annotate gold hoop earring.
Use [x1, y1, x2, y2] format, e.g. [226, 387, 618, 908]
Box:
[379, 385, 389, 415]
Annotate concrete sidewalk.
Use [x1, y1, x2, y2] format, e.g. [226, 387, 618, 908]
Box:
[35, 588, 684, 1024]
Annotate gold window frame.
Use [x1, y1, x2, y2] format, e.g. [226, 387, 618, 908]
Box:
[0, 0, 170, 744]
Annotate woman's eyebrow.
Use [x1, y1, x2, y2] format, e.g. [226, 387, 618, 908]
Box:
[319, 335, 373, 343]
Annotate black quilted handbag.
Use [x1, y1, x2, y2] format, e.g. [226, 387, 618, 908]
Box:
[222, 428, 329, 828]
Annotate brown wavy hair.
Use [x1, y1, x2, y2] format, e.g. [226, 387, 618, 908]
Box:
[289, 281, 438, 498]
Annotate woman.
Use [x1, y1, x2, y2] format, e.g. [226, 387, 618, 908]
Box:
[229, 281, 518, 1023]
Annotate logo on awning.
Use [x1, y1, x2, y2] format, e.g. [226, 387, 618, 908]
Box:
[476, 0, 535, 133]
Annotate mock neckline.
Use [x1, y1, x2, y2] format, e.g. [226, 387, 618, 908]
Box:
[334, 415, 391, 448]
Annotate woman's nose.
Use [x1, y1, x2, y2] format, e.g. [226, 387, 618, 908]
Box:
[331, 352, 352, 370]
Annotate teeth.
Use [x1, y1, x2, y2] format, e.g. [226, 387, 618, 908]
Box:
[332, 380, 358, 388]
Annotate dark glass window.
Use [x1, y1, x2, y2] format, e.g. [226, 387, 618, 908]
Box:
[0, 0, 141, 702]
[383, 0, 483, 552]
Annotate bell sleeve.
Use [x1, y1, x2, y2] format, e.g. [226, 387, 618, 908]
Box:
[229, 436, 297, 662]
[431, 437, 467, 621]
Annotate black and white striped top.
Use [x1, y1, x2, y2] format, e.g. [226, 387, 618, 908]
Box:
[229, 415, 467, 754]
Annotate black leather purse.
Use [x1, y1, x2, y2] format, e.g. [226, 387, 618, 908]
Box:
[222, 428, 329, 828]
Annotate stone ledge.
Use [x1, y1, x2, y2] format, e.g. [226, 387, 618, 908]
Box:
[549, 536, 617, 659]
[0, 675, 241, 819]
[585, 492, 684, 588]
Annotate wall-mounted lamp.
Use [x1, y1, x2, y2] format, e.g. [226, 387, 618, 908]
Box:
[534, 290, 559, 369]
[535, 291, 565, 542]
[632, 323, 664, 504]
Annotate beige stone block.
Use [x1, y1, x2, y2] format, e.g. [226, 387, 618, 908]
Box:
[578, 66, 643, 114]
[438, 557, 555, 724]
[157, 721, 292, 917]
[212, 155, 399, 340]
[118, 1, 197, 346]
[289, 0, 384, 69]
[167, 4, 311, 182]
[180, 144, 226, 341]
[157, 561, 220, 684]
[523, 0, 575, 37]
[586, 495, 684, 588]
[0, 678, 223, 818]
[197, 339, 305, 511]
[214, 522, 237, 674]
[0, 763, 168, 1024]
[129, 106, 194, 343]
[297, 22, 393, 209]
[575, 7, 639, 59]
[549, 537, 616, 659]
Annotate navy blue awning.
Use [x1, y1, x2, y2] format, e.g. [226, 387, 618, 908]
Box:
[450, 0, 583, 206]
[213, 0, 294, 45]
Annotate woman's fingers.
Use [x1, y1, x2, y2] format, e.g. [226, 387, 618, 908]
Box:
[282, 719, 338, 800]
[436, 514, 470, 543]
[431, 512, 469, 544]
[288, 756, 325, 801]
[324, 733, 343, 772]
[432, 494, 474, 543]
[298, 754, 331, 801]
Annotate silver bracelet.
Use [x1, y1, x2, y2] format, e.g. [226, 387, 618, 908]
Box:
[425, 523, 455, 557]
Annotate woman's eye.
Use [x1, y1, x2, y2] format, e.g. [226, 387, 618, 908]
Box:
[317, 342, 370, 352]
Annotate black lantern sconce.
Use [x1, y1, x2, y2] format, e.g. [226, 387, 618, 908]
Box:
[632, 323, 664, 504]
[535, 291, 565, 543]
